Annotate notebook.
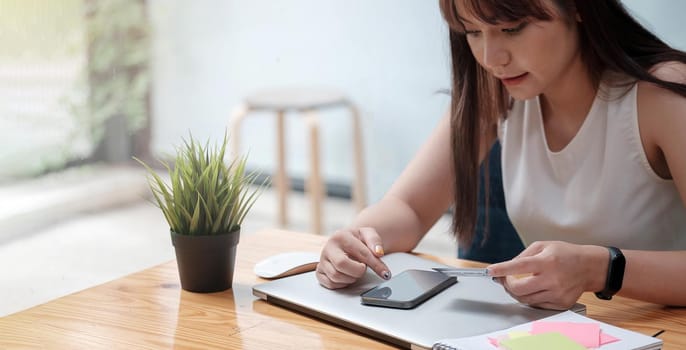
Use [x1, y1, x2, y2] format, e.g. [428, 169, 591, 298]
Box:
[252, 252, 585, 349]
[433, 310, 662, 350]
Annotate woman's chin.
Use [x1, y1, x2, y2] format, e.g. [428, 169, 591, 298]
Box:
[506, 89, 539, 101]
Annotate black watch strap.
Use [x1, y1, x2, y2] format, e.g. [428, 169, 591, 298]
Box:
[595, 246, 626, 300]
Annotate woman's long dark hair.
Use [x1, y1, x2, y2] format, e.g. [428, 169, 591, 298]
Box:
[439, 0, 686, 246]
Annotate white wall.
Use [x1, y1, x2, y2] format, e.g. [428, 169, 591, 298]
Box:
[148, 1, 451, 202]
[622, 0, 686, 50]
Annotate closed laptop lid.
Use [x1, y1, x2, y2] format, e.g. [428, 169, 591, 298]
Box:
[252, 252, 585, 349]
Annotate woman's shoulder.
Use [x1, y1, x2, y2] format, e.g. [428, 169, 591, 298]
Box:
[606, 61, 686, 92]
[635, 61, 686, 179]
[648, 61, 686, 84]
[637, 61, 686, 113]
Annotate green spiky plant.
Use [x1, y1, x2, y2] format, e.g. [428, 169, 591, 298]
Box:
[135, 133, 265, 236]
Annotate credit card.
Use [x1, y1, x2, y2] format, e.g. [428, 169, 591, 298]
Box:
[432, 267, 489, 277]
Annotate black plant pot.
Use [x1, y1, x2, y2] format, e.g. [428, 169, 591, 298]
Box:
[170, 228, 240, 293]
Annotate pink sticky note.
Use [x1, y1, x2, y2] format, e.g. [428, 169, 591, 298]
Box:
[488, 334, 510, 348]
[600, 331, 620, 345]
[531, 321, 600, 348]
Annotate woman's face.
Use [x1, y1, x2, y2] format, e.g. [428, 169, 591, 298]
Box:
[456, 0, 583, 100]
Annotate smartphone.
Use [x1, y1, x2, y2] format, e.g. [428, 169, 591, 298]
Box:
[360, 269, 457, 309]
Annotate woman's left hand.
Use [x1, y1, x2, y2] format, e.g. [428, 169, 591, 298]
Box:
[487, 241, 608, 310]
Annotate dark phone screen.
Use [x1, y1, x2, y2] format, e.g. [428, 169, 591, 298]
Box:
[361, 269, 453, 302]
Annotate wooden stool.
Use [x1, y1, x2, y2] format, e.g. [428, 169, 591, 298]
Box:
[229, 87, 366, 234]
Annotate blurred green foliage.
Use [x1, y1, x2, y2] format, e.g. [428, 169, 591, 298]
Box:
[84, 0, 151, 140]
[0, 0, 87, 179]
[0, 0, 151, 179]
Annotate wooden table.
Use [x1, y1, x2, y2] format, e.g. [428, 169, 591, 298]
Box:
[1, 230, 684, 349]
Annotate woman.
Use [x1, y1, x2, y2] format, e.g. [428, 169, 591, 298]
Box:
[316, 0, 686, 310]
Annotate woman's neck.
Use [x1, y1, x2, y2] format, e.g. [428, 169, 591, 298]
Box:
[539, 58, 597, 123]
[538, 57, 598, 152]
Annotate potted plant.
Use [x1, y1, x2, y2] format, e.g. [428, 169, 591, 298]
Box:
[135, 133, 264, 293]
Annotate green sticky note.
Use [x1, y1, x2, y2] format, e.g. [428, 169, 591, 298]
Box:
[507, 331, 531, 339]
[500, 332, 587, 350]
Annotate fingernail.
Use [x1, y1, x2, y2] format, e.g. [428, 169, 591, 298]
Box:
[383, 271, 391, 280]
[374, 244, 385, 256]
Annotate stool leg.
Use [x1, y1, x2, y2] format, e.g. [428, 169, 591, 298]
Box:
[347, 102, 367, 212]
[275, 110, 289, 228]
[228, 103, 249, 159]
[304, 111, 323, 234]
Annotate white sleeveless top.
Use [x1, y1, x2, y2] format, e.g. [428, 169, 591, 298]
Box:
[500, 81, 686, 250]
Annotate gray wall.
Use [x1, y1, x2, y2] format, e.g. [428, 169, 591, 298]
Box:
[148, 1, 684, 203]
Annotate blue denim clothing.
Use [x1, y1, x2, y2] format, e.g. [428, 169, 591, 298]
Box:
[457, 141, 525, 263]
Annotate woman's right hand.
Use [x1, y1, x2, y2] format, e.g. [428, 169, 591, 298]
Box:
[316, 227, 392, 289]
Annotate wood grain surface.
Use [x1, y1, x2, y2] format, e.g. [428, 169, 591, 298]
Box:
[1, 229, 683, 349]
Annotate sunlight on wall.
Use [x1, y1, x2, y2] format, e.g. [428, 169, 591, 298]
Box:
[0, 0, 90, 181]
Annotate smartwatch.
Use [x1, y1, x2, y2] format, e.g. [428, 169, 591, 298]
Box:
[595, 246, 625, 300]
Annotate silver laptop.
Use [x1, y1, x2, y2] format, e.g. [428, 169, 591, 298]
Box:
[252, 252, 585, 350]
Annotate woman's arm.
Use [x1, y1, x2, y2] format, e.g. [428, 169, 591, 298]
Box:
[317, 110, 496, 288]
[621, 63, 686, 305]
[618, 250, 686, 305]
[350, 111, 455, 253]
[351, 110, 498, 253]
